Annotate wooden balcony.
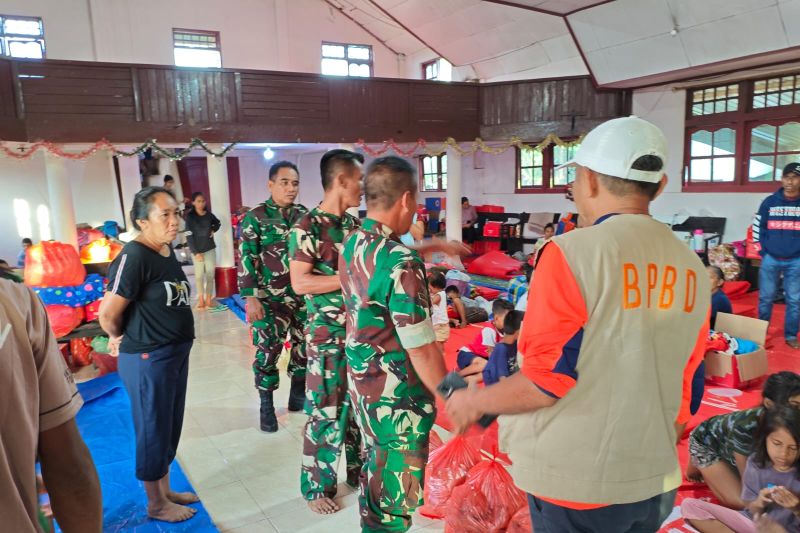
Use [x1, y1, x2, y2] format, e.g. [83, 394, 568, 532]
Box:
[0, 58, 630, 144]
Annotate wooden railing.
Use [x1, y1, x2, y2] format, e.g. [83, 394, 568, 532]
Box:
[0, 58, 629, 143]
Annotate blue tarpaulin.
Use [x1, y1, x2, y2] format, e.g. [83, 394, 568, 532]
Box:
[63, 374, 217, 533]
[219, 295, 246, 323]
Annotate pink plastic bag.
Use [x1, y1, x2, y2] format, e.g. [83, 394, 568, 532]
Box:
[419, 435, 483, 519]
[444, 459, 527, 533]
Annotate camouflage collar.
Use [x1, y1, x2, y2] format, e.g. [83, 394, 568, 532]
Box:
[362, 218, 400, 243]
[265, 197, 296, 211]
[311, 205, 343, 220]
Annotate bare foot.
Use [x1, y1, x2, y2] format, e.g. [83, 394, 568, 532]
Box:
[308, 497, 339, 515]
[148, 501, 197, 522]
[168, 491, 200, 505]
[195, 303, 206, 311]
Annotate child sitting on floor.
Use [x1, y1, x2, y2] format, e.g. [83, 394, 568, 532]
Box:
[428, 272, 450, 349]
[446, 285, 489, 327]
[515, 263, 533, 312]
[689, 266, 736, 416]
[456, 299, 515, 375]
[479, 310, 523, 386]
[686, 371, 800, 509]
[682, 406, 800, 533]
[709, 265, 733, 329]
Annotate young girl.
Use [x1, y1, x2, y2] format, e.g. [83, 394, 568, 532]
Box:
[682, 406, 800, 532]
[428, 272, 450, 349]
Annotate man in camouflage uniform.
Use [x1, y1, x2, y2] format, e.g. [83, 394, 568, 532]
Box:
[339, 156, 447, 532]
[238, 161, 309, 433]
[288, 149, 365, 515]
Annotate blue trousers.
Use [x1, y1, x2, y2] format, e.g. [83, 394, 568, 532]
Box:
[758, 254, 800, 341]
[119, 340, 192, 481]
[528, 490, 676, 533]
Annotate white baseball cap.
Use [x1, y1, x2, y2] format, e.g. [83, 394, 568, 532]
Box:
[558, 116, 668, 183]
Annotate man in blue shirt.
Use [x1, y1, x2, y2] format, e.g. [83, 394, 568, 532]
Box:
[754, 162, 800, 348]
[16, 238, 32, 269]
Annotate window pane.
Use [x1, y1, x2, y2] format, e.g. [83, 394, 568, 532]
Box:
[704, 88, 715, 100]
[173, 48, 221, 68]
[441, 173, 447, 190]
[321, 58, 348, 76]
[780, 91, 793, 106]
[423, 174, 439, 191]
[520, 168, 534, 187]
[438, 59, 452, 82]
[8, 40, 44, 59]
[553, 144, 579, 166]
[796, 90, 800, 105]
[766, 93, 780, 107]
[749, 154, 776, 181]
[754, 80, 766, 94]
[553, 168, 571, 186]
[782, 76, 795, 90]
[690, 159, 712, 182]
[714, 100, 726, 114]
[727, 84, 739, 97]
[768, 78, 780, 91]
[776, 154, 800, 179]
[751, 124, 777, 154]
[322, 44, 345, 58]
[712, 157, 735, 182]
[349, 63, 370, 77]
[726, 98, 738, 112]
[715, 86, 726, 99]
[692, 104, 703, 116]
[174, 31, 218, 49]
[440, 155, 447, 173]
[713, 128, 736, 156]
[533, 167, 543, 186]
[347, 46, 370, 60]
[4, 18, 42, 36]
[691, 130, 713, 157]
[692, 91, 703, 103]
[703, 102, 714, 114]
[521, 149, 533, 167]
[777, 122, 800, 153]
[753, 94, 766, 109]
[423, 157, 433, 174]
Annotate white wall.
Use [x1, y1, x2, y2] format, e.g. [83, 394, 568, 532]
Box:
[4, 0, 401, 77]
[633, 87, 764, 241]
[0, 152, 125, 261]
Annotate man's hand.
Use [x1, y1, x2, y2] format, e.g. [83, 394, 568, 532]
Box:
[446, 387, 484, 433]
[420, 239, 471, 257]
[108, 335, 123, 357]
[246, 296, 265, 323]
[194, 253, 203, 262]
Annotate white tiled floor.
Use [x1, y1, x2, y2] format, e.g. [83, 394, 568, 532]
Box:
[179, 308, 445, 532]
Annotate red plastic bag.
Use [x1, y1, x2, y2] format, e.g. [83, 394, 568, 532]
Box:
[45, 305, 84, 338]
[506, 504, 532, 533]
[419, 435, 483, 519]
[70, 338, 93, 367]
[444, 459, 527, 533]
[84, 299, 101, 322]
[24, 241, 86, 287]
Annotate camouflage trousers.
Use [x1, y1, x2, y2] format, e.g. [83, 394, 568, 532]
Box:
[349, 375, 434, 532]
[300, 322, 363, 501]
[251, 297, 307, 391]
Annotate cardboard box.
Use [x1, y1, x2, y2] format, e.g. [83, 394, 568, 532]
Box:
[705, 312, 769, 388]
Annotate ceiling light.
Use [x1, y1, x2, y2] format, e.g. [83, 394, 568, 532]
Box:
[263, 147, 275, 160]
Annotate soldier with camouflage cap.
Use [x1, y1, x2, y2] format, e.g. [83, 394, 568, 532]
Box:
[288, 149, 365, 515]
[339, 156, 448, 532]
[238, 161, 309, 433]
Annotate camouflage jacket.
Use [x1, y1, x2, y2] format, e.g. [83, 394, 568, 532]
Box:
[288, 206, 359, 326]
[238, 197, 308, 300]
[338, 218, 436, 406]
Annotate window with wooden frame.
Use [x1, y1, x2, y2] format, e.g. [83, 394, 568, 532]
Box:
[0, 15, 44, 59]
[515, 142, 580, 193]
[420, 154, 447, 191]
[173, 29, 221, 68]
[422, 58, 452, 81]
[684, 73, 800, 192]
[321, 42, 372, 78]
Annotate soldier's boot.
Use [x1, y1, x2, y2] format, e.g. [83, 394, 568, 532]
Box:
[259, 390, 278, 433]
[287, 375, 306, 412]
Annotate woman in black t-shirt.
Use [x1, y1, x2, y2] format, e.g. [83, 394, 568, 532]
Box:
[99, 187, 198, 523]
[184, 192, 221, 310]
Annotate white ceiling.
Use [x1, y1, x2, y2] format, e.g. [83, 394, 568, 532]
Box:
[325, 0, 800, 87]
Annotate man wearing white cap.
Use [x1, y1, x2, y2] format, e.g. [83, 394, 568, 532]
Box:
[446, 116, 711, 532]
